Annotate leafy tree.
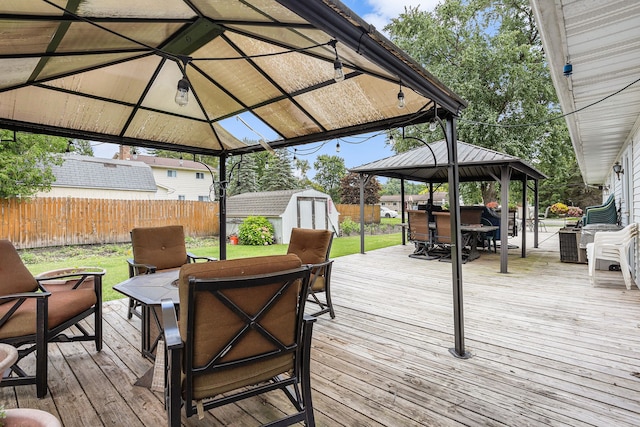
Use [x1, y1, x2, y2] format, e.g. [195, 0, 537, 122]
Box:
[313, 154, 346, 203]
[0, 130, 67, 198]
[227, 149, 298, 195]
[340, 173, 381, 204]
[380, 179, 427, 196]
[385, 0, 578, 208]
[69, 139, 94, 156]
[227, 154, 258, 195]
[294, 158, 313, 188]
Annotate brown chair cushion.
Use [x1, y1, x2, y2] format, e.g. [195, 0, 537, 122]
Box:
[178, 254, 303, 399]
[0, 240, 38, 299]
[286, 228, 332, 264]
[0, 289, 97, 339]
[131, 225, 188, 271]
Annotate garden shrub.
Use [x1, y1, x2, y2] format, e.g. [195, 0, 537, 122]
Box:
[238, 216, 275, 245]
[340, 217, 359, 236]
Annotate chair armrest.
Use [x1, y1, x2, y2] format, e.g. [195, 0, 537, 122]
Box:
[0, 291, 50, 303]
[161, 299, 183, 350]
[126, 259, 157, 276]
[187, 252, 217, 262]
[35, 267, 105, 292]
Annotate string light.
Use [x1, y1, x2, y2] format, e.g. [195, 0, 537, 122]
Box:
[175, 57, 190, 107]
[329, 40, 344, 82]
[397, 82, 405, 109]
[336, 141, 341, 153]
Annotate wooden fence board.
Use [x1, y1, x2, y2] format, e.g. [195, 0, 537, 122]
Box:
[335, 204, 380, 224]
[0, 198, 219, 249]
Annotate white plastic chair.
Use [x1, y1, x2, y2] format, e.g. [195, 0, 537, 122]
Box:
[586, 223, 638, 289]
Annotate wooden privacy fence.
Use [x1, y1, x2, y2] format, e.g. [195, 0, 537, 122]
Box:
[1, 198, 219, 249]
[335, 204, 380, 224]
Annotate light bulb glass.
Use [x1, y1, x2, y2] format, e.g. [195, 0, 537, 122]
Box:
[334, 59, 345, 82]
[397, 90, 405, 109]
[336, 142, 341, 153]
[429, 120, 438, 132]
[175, 78, 189, 107]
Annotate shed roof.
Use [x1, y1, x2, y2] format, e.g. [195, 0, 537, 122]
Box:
[50, 154, 156, 192]
[350, 140, 546, 183]
[0, 0, 466, 157]
[227, 188, 327, 217]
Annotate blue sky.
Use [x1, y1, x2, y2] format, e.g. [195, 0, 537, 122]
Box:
[92, 1, 440, 175]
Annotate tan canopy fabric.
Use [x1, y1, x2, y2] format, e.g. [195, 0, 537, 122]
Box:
[0, 0, 466, 156]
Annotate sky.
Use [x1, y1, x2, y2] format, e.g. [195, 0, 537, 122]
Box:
[92, 0, 441, 175]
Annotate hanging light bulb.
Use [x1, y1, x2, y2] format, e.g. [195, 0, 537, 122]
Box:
[293, 148, 297, 161]
[175, 77, 189, 107]
[336, 141, 341, 153]
[397, 83, 405, 109]
[330, 39, 345, 82]
[429, 120, 438, 132]
[179, 154, 184, 166]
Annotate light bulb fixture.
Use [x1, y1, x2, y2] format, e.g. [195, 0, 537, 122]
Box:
[65, 140, 74, 153]
[613, 161, 624, 180]
[329, 39, 344, 82]
[179, 154, 184, 166]
[429, 120, 438, 132]
[175, 77, 189, 107]
[293, 148, 297, 161]
[397, 83, 405, 109]
[336, 141, 341, 153]
[131, 148, 138, 160]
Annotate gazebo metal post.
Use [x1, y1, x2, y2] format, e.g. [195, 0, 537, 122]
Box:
[358, 174, 371, 254]
[401, 179, 406, 245]
[219, 153, 227, 260]
[444, 117, 469, 359]
[521, 177, 527, 258]
[533, 179, 540, 248]
[500, 165, 511, 273]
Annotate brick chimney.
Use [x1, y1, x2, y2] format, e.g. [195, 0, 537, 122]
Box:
[119, 145, 130, 160]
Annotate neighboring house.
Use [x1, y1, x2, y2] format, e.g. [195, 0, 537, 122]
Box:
[125, 153, 214, 202]
[226, 189, 340, 244]
[381, 193, 447, 211]
[36, 154, 156, 200]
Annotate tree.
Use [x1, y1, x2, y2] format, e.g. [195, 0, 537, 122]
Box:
[380, 179, 427, 196]
[294, 158, 313, 188]
[227, 154, 258, 195]
[0, 130, 67, 198]
[313, 154, 346, 203]
[258, 150, 298, 191]
[227, 149, 298, 195]
[340, 173, 381, 204]
[385, 0, 576, 208]
[69, 139, 94, 156]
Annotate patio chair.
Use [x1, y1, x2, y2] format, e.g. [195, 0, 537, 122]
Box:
[126, 225, 215, 319]
[583, 194, 618, 225]
[287, 228, 335, 318]
[586, 223, 638, 290]
[161, 254, 315, 427]
[0, 240, 105, 398]
[407, 210, 431, 256]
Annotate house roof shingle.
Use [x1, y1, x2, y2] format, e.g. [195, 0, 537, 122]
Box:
[51, 154, 156, 192]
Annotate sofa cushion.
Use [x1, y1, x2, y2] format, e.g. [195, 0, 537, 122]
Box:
[287, 228, 332, 264]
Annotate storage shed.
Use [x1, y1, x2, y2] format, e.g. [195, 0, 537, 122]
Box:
[226, 189, 340, 244]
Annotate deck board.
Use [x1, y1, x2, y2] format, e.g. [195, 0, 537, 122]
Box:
[2, 229, 640, 426]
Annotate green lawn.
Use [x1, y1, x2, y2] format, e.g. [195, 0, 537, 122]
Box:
[24, 233, 403, 302]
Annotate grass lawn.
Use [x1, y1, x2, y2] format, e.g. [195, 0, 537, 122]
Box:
[22, 232, 403, 302]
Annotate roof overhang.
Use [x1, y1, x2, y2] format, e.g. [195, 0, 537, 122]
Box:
[530, 0, 640, 185]
[0, 0, 466, 156]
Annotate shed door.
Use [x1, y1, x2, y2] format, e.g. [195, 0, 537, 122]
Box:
[297, 197, 327, 229]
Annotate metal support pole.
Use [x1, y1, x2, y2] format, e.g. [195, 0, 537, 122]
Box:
[444, 117, 470, 359]
[359, 174, 366, 254]
[401, 179, 406, 245]
[500, 165, 510, 273]
[533, 179, 540, 248]
[521, 177, 527, 258]
[219, 153, 227, 260]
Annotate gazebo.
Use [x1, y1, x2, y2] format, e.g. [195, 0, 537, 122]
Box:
[0, 1, 475, 356]
[350, 140, 547, 273]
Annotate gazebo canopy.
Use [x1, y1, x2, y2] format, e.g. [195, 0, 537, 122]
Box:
[350, 140, 546, 183]
[0, 0, 466, 156]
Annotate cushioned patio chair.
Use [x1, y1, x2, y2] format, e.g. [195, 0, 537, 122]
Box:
[0, 240, 105, 398]
[161, 254, 315, 426]
[126, 225, 215, 319]
[287, 228, 335, 318]
[586, 223, 638, 289]
[583, 194, 618, 225]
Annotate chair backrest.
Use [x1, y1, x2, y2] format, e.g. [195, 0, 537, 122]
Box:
[130, 225, 188, 271]
[584, 194, 617, 225]
[286, 228, 333, 264]
[177, 254, 309, 401]
[433, 211, 451, 244]
[407, 210, 430, 243]
[460, 206, 483, 225]
[0, 240, 38, 298]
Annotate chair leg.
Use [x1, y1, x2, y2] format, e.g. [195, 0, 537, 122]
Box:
[618, 249, 633, 290]
[36, 297, 48, 398]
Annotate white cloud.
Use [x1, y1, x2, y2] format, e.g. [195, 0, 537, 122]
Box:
[360, 0, 441, 33]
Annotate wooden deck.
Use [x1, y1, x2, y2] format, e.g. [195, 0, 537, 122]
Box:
[2, 229, 640, 426]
